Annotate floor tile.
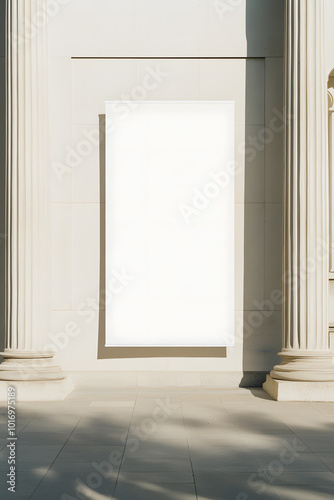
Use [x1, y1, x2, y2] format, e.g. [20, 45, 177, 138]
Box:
[14, 432, 71, 446]
[112, 481, 196, 500]
[124, 438, 189, 459]
[20, 418, 80, 434]
[0, 445, 62, 464]
[298, 434, 334, 453]
[55, 445, 124, 466]
[310, 403, 334, 416]
[29, 469, 116, 500]
[194, 472, 280, 500]
[246, 434, 311, 454]
[255, 452, 331, 472]
[316, 453, 334, 472]
[89, 400, 135, 408]
[0, 462, 49, 473]
[128, 423, 187, 441]
[117, 470, 194, 484]
[190, 447, 260, 472]
[273, 484, 334, 499]
[264, 471, 334, 486]
[68, 431, 125, 447]
[120, 458, 192, 473]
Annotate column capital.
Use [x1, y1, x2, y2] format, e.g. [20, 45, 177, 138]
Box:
[329, 88, 334, 112]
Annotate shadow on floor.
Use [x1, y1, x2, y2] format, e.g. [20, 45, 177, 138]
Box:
[0, 389, 333, 500]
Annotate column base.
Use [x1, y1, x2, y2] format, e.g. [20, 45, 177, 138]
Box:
[263, 375, 334, 401]
[0, 377, 74, 401]
[270, 350, 334, 382]
[0, 350, 65, 381]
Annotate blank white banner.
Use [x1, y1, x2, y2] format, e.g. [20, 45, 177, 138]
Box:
[105, 101, 234, 346]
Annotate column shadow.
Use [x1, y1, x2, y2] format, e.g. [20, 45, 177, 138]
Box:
[241, 0, 285, 387]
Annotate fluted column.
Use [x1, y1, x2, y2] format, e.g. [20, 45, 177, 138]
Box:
[329, 87, 334, 272]
[264, 0, 334, 399]
[0, 0, 64, 382]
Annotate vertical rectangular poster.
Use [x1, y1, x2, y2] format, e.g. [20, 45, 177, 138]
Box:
[105, 101, 234, 346]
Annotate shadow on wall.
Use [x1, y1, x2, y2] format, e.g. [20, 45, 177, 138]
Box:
[0, 0, 5, 355]
[242, 0, 285, 385]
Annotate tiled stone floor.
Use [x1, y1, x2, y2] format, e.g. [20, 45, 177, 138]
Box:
[1, 388, 334, 499]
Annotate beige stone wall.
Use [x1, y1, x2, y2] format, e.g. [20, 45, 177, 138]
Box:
[46, 0, 286, 381]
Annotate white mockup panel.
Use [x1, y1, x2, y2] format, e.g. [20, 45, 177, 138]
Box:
[105, 101, 234, 346]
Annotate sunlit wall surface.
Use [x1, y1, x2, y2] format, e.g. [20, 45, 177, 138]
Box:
[106, 101, 234, 346]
